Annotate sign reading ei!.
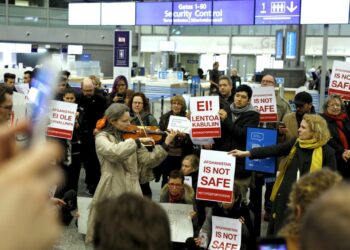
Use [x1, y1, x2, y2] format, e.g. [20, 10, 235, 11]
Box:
[190, 96, 221, 138]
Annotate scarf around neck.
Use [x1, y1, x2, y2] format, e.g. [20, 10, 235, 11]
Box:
[324, 112, 349, 149]
[229, 103, 258, 123]
[270, 138, 324, 201]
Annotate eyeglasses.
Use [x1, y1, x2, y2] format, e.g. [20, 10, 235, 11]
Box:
[0, 105, 13, 111]
[118, 84, 126, 86]
[327, 104, 341, 108]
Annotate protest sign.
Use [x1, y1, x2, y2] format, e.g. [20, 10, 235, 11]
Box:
[160, 203, 194, 243]
[245, 127, 277, 174]
[47, 100, 77, 139]
[252, 87, 277, 122]
[209, 216, 241, 250]
[190, 96, 221, 138]
[328, 61, 350, 100]
[190, 135, 214, 145]
[196, 149, 235, 203]
[167, 115, 191, 134]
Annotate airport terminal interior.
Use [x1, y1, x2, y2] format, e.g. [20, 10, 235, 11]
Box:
[2, 0, 350, 249]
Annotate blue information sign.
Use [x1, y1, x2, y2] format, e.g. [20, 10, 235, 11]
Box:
[245, 127, 278, 174]
[255, 0, 300, 24]
[275, 30, 283, 60]
[172, 1, 212, 25]
[213, 0, 254, 25]
[136, 2, 172, 25]
[114, 31, 130, 67]
[285, 30, 298, 60]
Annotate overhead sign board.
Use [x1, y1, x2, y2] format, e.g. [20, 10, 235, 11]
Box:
[172, 1, 213, 26]
[136, 2, 172, 25]
[285, 30, 298, 60]
[212, 0, 254, 25]
[255, 0, 301, 25]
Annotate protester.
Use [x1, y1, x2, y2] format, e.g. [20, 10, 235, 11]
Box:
[85, 103, 176, 243]
[108, 75, 128, 106]
[300, 184, 350, 250]
[229, 114, 336, 234]
[94, 193, 171, 250]
[0, 85, 13, 124]
[321, 94, 350, 178]
[278, 169, 342, 250]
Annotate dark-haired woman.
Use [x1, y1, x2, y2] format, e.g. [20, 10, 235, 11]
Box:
[107, 75, 128, 106]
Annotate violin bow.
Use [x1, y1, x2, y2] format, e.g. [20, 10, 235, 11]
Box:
[136, 112, 149, 138]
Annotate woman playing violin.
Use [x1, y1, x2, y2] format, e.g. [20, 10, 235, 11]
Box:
[129, 92, 159, 197]
[85, 103, 176, 243]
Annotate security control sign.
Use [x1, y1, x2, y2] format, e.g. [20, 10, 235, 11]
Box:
[255, 0, 301, 24]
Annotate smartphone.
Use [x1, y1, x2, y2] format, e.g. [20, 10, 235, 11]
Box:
[257, 237, 287, 250]
[278, 122, 286, 128]
[27, 63, 59, 145]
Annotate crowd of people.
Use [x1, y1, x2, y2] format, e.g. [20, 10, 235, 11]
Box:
[2, 69, 350, 250]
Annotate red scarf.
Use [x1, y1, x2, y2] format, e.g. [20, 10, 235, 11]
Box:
[325, 112, 349, 149]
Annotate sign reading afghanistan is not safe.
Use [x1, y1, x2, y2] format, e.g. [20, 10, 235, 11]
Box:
[328, 60, 350, 100]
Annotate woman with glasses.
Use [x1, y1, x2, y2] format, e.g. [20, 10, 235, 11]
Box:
[107, 75, 128, 106]
[158, 95, 194, 187]
[129, 92, 158, 198]
[321, 95, 350, 178]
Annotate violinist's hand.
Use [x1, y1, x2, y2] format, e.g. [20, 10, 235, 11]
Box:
[164, 130, 177, 146]
[139, 137, 155, 146]
[228, 149, 251, 158]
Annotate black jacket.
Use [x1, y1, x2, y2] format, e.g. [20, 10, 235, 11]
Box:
[321, 113, 350, 177]
[214, 110, 260, 178]
[250, 138, 336, 234]
[78, 94, 107, 136]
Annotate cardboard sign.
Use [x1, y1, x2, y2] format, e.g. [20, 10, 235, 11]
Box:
[328, 61, 350, 100]
[245, 127, 278, 174]
[47, 100, 77, 139]
[190, 96, 221, 138]
[196, 149, 235, 203]
[209, 216, 242, 250]
[167, 115, 191, 134]
[252, 87, 277, 122]
[160, 203, 194, 243]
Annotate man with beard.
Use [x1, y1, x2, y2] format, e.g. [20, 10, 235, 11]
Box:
[78, 78, 107, 195]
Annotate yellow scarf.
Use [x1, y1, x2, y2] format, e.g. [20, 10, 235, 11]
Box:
[270, 138, 324, 201]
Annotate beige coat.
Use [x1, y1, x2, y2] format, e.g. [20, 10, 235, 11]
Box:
[85, 131, 168, 243]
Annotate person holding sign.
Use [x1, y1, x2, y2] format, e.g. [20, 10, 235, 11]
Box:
[213, 84, 260, 203]
[0, 85, 13, 124]
[85, 103, 176, 243]
[229, 114, 336, 235]
[192, 183, 253, 250]
[321, 95, 350, 179]
[158, 95, 194, 187]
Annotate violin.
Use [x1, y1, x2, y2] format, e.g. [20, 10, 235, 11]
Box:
[122, 124, 165, 143]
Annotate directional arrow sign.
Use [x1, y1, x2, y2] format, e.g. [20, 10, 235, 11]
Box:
[286, 1, 298, 13]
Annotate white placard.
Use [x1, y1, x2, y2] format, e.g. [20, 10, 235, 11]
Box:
[251, 87, 277, 122]
[167, 115, 191, 134]
[47, 100, 77, 139]
[328, 61, 350, 100]
[190, 136, 215, 145]
[15, 84, 30, 96]
[184, 176, 193, 187]
[196, 150, 235, 203]
[190, 96, 221, 138]
[160, 203, 194, 243]
[77, 197, 92, 235]
[209, 216, 242, 250]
